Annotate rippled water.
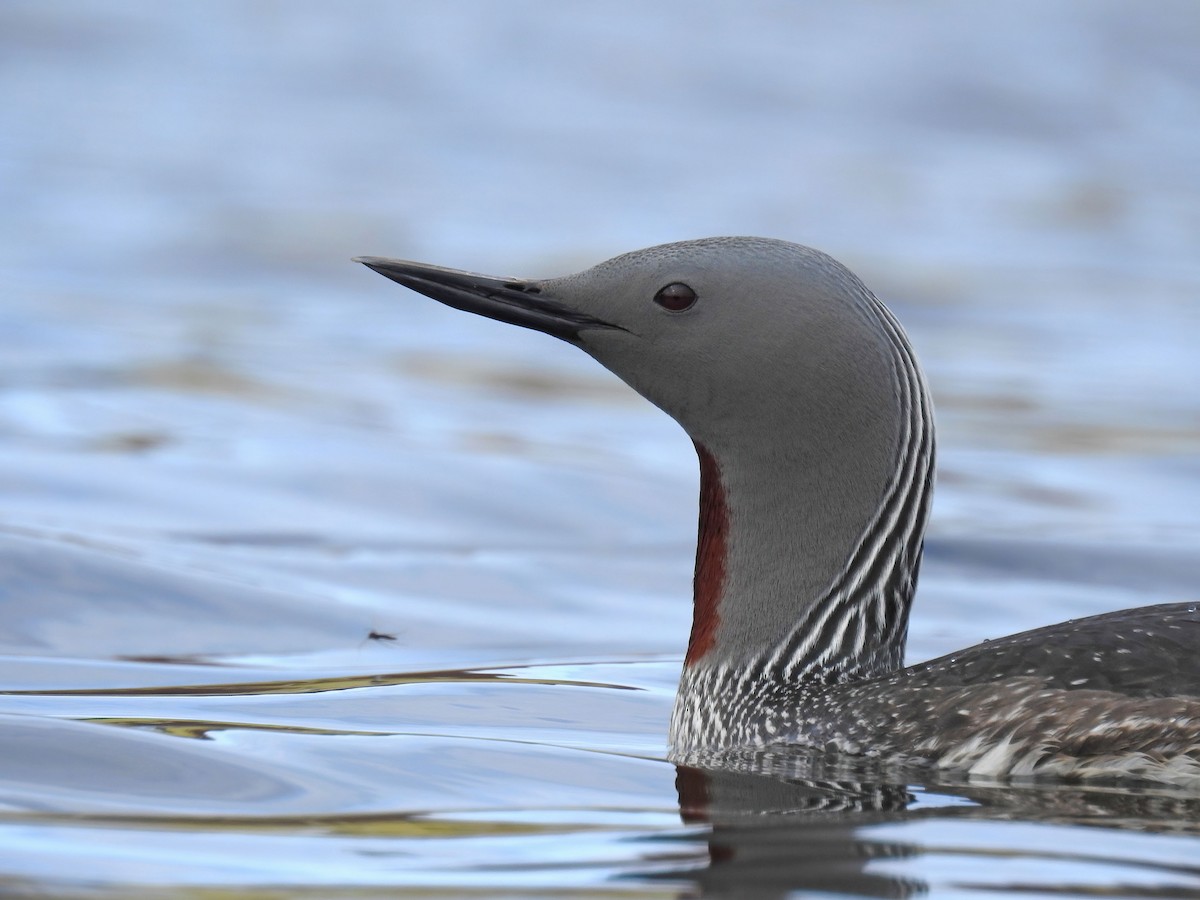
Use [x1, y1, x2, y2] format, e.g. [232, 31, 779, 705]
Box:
[3, 2, 1200, 897]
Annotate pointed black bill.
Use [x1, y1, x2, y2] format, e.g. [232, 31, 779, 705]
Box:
[354, 256, 624, 343]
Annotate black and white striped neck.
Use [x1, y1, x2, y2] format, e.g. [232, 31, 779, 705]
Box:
[670, 294, 935, 750]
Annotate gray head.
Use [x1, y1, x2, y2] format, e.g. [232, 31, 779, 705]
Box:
[357, 238, 933, 698]
[359, 238, 901, 457]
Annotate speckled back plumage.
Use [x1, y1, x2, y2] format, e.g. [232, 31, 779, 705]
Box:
[674, 603, 1200, 783]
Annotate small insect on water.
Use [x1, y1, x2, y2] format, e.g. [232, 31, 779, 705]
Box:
[358, 626, 401, 648]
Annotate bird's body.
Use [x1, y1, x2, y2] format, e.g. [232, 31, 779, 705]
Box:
[674, 603, 1200, 784]
[357, 237, 1200, 784]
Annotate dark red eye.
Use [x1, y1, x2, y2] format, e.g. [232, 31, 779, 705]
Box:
[654, 282, 697, 312]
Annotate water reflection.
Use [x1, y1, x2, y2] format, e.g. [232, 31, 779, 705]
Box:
[5, 652, 1200, 895]
[670, 765, 920, 899]
[0, 713, 335, 813]
[662, 759, 1200, 898]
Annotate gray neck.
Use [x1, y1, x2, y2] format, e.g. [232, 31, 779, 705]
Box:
[671, 298, 934, 747]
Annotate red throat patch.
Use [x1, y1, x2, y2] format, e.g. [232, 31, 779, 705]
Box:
[686, 443, 728, 666]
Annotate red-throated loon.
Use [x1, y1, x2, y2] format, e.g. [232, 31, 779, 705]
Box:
[356, 237, 1200, 785]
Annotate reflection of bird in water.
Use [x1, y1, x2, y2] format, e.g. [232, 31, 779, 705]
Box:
[662, 762, 1200, 899]
[672, 765, 922, 900]
[357, 237, 1200, 784]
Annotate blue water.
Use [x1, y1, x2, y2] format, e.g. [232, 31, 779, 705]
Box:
[2, 2, 1199, 896]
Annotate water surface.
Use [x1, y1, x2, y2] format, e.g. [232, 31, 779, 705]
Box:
[2, 2, 1199, 896]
